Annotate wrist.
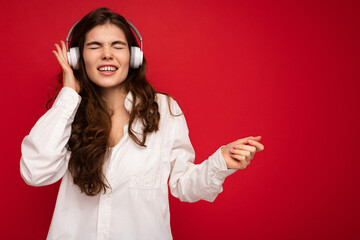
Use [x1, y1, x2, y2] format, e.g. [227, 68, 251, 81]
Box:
[220, 146, 229, 169]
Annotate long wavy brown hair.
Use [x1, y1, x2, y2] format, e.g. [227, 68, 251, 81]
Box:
[55, 8, 163, 196]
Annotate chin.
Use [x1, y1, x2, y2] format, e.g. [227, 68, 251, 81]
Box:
[88, 72, 128, 89]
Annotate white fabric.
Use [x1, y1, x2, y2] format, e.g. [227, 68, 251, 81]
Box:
[20, 87, 237, 240]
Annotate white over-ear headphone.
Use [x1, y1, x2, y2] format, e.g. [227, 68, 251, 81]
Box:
[66, 19, 144, 69]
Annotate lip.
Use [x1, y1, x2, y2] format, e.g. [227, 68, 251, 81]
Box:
[99, 70, 117, 76]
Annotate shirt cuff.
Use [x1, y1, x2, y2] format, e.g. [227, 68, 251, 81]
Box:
[210, 146, 237, 181]
[53, 87, 81, 119]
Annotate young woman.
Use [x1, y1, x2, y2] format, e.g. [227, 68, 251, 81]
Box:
[20, 7, 264, 240]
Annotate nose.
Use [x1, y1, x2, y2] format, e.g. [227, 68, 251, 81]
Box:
[102, 46, 113, 60]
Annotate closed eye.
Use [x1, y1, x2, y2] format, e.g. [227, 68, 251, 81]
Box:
[85, 40, 128, 50]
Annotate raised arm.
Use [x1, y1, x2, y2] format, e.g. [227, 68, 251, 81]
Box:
[20, 87, 81, 186]
[20, 41, 81, 186]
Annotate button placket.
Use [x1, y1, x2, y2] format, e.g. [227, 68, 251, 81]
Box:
[96, 151, 114, 240]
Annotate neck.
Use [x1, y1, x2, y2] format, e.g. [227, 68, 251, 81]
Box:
[101, 86, 128, 113]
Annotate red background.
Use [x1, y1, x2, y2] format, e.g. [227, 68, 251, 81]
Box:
[1, 0, 359, 239]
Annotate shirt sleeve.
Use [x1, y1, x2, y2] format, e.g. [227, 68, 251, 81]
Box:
[20, 87, 81, 186]
[168, 101, 237, 203]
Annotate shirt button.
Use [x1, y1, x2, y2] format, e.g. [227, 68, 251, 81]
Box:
[100, 225, 106, 232]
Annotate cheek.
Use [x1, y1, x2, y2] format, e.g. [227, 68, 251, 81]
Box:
[82, 53, 90, 69]
[82, 53, 97, 75]
[117, 52, 130, 65]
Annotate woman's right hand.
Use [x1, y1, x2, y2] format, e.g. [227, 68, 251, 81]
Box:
[52, 41, 80, 93]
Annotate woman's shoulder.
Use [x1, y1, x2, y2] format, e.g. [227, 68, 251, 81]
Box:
[155, 93, 183, 117]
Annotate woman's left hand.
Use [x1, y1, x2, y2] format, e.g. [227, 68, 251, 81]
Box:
[221, 136, 264, 170]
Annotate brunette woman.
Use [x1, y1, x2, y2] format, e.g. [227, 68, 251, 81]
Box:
[20, 7, 264, 240]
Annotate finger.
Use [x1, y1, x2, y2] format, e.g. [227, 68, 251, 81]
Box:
[54, 44, 66, 62]
[52, 50, 69, 71]
[52, 50, 63, 66]
[233, 144, 256, 153]
[231, 152, 252, 164]
[247, 136, 261, 141]
[235, 138, 249, 145]
[61, 41, 68, 63]
[248, 140, 264, 152]
[230, 153, 246, 161]
[231, 155, 248, 169]
[235, 136, 261, 145]
[230, 148, 251, 158]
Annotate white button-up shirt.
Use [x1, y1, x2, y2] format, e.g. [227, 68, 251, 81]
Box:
[20, 87, 236, 240]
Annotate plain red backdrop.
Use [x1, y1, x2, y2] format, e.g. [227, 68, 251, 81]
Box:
[1, 0, 359, 239]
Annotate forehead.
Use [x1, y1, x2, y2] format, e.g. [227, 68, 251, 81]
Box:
[85, 23, 127, 43]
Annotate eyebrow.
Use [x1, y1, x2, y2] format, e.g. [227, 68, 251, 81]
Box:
[85, 40, 128, 46]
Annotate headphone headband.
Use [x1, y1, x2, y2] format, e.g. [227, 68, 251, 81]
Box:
[66, 20, 79, 51]
[66, 19, 143, 51]
[125, 20, 143, 51]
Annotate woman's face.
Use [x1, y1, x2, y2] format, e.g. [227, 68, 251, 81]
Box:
[83, 23, 130, 90]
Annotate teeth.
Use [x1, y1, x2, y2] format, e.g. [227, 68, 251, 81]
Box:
[98, 66, 117, 71]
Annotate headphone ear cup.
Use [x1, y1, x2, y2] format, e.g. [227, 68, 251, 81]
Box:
[130, 46, 143, 69]
[67, 47, 80, 69]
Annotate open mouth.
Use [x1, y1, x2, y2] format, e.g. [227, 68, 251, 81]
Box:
[97, 66, 118, 72]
